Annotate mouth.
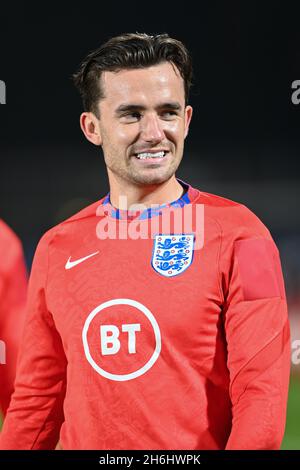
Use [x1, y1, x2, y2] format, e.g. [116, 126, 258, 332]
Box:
[133, 150, 169, 163]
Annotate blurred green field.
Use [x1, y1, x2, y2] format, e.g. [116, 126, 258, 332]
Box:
[0, 377, 299, 448]
[281, 375, 300, 449]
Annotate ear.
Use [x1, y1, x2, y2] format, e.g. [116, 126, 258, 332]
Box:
[80, 112, 102, 146]
[184, 105, 193, 139]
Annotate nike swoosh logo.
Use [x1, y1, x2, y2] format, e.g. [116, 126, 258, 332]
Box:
[65, 251, 99, 270]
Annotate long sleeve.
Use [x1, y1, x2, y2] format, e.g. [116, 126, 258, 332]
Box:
[0, 221, 28, 416]
[219, 207, 290, 450]
[0, 231, 67, 449]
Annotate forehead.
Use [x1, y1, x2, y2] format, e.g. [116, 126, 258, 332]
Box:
[100, 62, 185, 106]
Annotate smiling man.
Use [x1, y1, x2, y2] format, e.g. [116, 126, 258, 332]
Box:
[79, 47, 192, 208]
[0, 33, 290, 450]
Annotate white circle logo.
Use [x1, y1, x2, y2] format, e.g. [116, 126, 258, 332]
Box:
[82, 298, 161, 381]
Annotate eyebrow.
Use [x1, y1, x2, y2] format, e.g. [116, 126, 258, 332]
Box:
[115, 102, 182, 115]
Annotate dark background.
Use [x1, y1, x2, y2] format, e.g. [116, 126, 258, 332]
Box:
[0, 0, 299, 447]
[1, 2, 299, 272]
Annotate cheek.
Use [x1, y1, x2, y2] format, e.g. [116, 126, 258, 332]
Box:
[164, 121, 185, 139]
[102, 124, 134, 145]
[110, 130, 138, 154]
[118, 130, 134, 143]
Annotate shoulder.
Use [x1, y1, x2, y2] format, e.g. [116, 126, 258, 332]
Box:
[0, 219, 21, 247]
[0, 219, 24, 272]
[196, 190, 271, 239]
[33, 198, 105, 256]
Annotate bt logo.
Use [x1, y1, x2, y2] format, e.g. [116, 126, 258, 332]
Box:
[82, 298, 161, 381]
[101, 323, 141, 355]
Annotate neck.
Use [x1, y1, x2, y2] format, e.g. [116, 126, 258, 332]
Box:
[107, 173, 184, 210]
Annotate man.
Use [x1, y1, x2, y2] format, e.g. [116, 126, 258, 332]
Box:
[0, 219, 27, 418]
[0, 33, 290, 449]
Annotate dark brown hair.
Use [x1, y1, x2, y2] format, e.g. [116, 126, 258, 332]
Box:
[73, 32, 193, 117]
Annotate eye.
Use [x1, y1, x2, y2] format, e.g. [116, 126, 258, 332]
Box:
[121, 111, 141, 121]
[161, 110, 178, 119]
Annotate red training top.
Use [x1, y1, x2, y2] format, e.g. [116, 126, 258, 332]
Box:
[0, 180, 290, 449]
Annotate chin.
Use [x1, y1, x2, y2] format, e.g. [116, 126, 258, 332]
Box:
[132, 172, 173, 186]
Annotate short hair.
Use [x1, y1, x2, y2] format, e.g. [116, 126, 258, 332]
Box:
[73, 32, 193, 117]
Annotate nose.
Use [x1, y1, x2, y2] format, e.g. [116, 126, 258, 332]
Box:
[140, 113, 164, 143]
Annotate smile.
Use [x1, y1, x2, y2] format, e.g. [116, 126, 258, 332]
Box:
[134, 151, 168, 160]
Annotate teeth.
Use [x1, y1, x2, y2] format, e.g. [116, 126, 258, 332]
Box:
[136, 151, 165, 159]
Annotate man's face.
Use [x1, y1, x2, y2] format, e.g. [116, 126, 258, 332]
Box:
[94, 62, 192, 187]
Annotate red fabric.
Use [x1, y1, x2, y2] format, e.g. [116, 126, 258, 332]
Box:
[0, 220, 27, 416]
[0, 185, 290, 449]
[235, 238, 283, 300]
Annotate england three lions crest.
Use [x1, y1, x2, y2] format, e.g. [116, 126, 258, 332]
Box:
[151, 234, 195, 277]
